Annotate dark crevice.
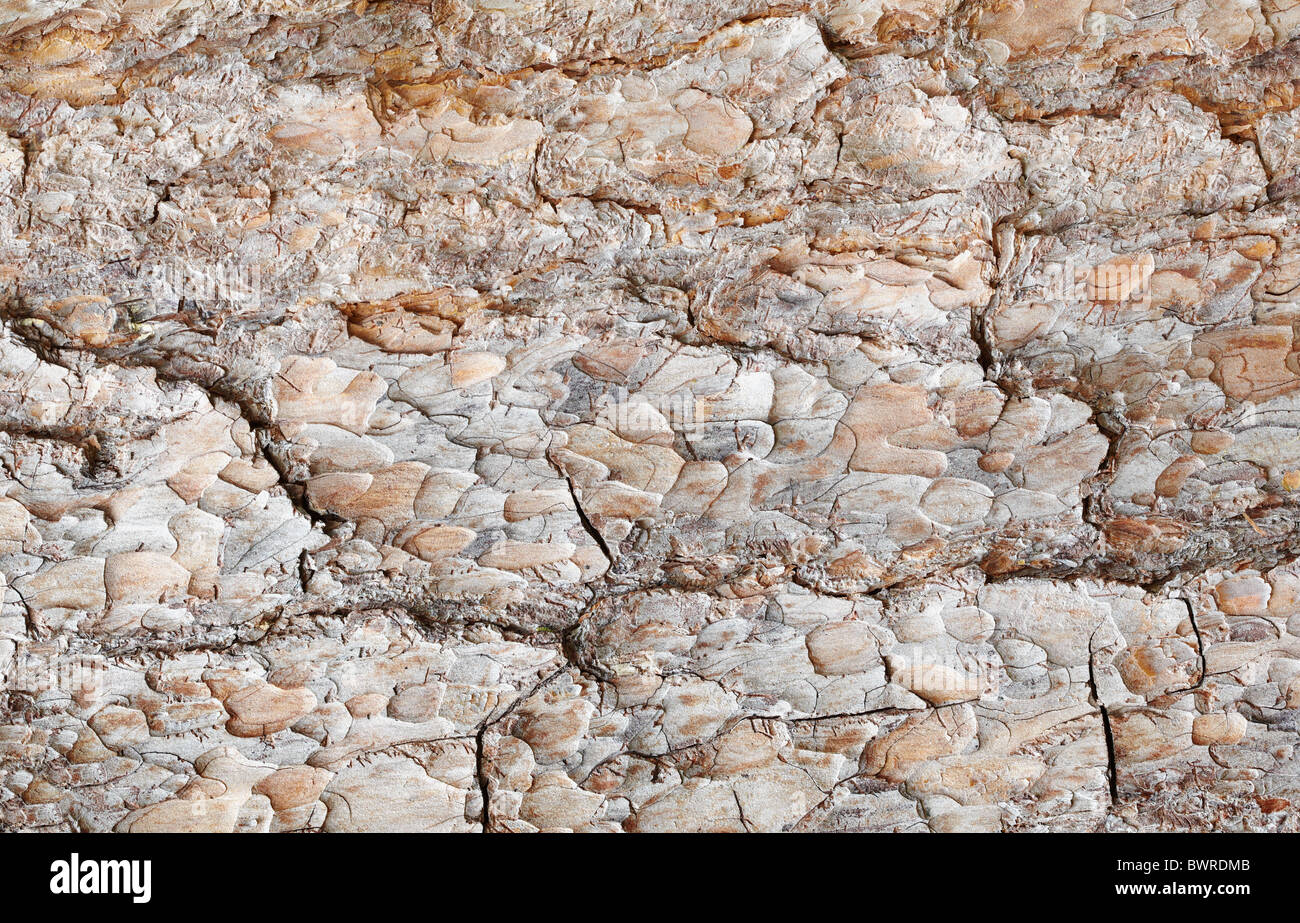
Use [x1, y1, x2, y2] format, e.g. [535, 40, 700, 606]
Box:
[1087, 631, 1121, 808]
[560, 470, 616, 570]
[1098, 701, 1120, 807]
[1181, 595, 1209, 693]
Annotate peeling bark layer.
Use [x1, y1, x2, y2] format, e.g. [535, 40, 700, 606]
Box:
[2, 0, 1300, 832]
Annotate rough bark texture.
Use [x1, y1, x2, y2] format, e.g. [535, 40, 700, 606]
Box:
[2, 0, 1300, 833]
